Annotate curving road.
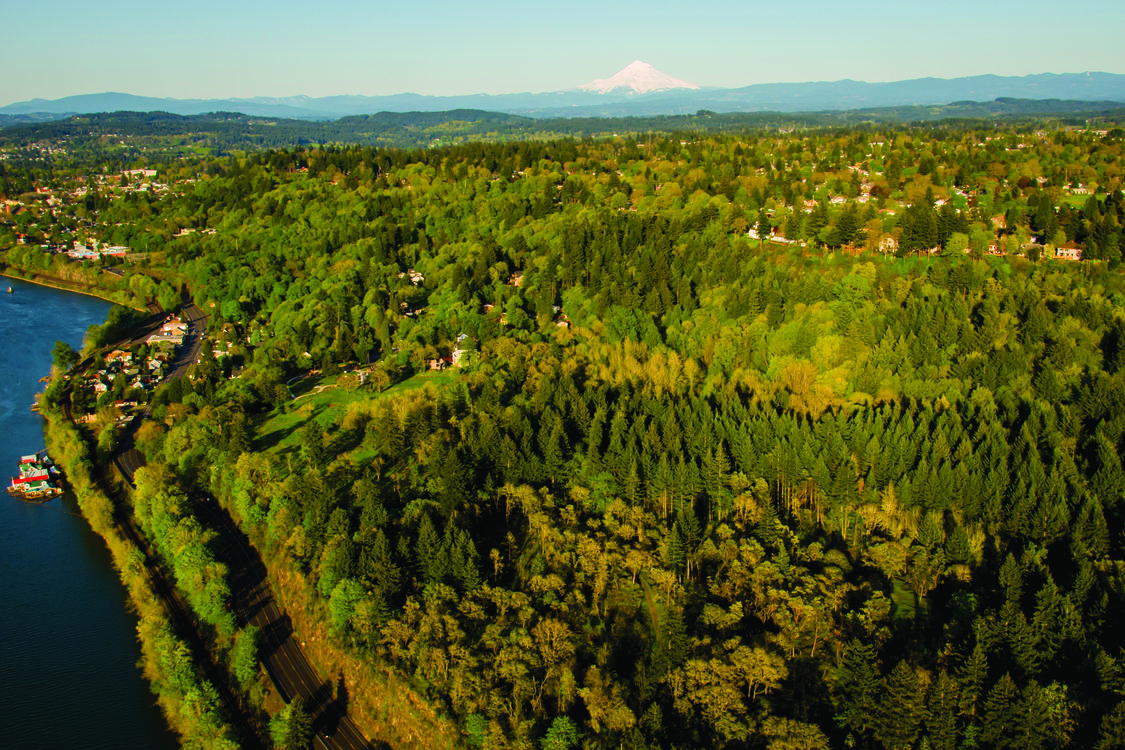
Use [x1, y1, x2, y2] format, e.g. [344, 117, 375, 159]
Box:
[114, 300, 373, 750]
[196, 500, 373, 749]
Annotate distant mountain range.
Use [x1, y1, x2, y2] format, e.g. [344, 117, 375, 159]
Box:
[3, 65, 1125, 121]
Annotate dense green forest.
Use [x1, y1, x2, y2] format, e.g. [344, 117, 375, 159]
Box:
[13, 119, 1125, 748]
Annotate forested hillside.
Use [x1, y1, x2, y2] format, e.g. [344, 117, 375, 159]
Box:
[13, 123, 1125, 748]
[2, 101, 1123, 157]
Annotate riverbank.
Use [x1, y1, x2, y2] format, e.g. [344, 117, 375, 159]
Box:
[61, 292, 279, 746]
[41, 397, 258, 748]
[20, 280, 264, 747]
[0, 282, 180, 749]
[0, 266, 144, 309]
[43, 280, 385, 748]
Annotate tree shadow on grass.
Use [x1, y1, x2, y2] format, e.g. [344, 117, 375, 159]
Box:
[252, 420, 300, 453]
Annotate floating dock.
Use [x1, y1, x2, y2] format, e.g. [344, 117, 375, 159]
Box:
[8, 450, 63, 502]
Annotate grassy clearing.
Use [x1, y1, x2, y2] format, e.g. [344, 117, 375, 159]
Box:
[1061, 193, 1095, 208]
[891, 579, 919, 622]
[254, 369, 460, 456]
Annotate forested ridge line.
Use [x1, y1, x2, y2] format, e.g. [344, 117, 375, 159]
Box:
[1, 101, 1122, 155]
[17, 124, 1125, 748]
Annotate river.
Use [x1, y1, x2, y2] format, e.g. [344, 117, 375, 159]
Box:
[0, 277, 179, 748]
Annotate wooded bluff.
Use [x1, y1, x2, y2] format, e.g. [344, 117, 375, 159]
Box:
[6, 122, 1125, 749]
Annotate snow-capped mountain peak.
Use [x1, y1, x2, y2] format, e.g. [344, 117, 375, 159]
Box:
[579, 61, 699, 95]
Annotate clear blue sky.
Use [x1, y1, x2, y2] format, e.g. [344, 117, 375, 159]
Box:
[3, 0, 1124, 104]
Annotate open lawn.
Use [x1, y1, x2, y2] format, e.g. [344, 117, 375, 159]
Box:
[253, 368, 460, 458]
[1061, 193, 1096, 207]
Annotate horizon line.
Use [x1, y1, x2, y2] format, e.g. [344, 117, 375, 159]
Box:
[4, 69, 1125, 110]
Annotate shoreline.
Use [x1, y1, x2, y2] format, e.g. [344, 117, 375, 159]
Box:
[38, 411, 226, 747]
[15, 279, 248, 745]
[1, 267, 143, 310]
[6, 282, 180, 748]
[39, 335, 261, 747]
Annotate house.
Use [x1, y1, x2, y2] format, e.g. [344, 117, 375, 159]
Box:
[67, 245, 100, 260]
[146, 330, 184, 346]
[1055, 242, 1082, 261]
[162, 317, 187, 334]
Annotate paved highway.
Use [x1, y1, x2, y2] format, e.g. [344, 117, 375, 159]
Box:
[114, 300, 373, 749]
[197, 500, 373, 749]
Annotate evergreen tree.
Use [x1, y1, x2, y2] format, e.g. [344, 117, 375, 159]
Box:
[270, 695, 313, 750]
[834, 640, 880, 742]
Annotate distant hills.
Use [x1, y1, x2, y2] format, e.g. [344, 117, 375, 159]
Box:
[2, 100, 1123, 154]
[3, 68, 1125, 122]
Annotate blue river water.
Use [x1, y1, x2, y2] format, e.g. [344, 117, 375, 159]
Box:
[0, 277, 179, 748]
